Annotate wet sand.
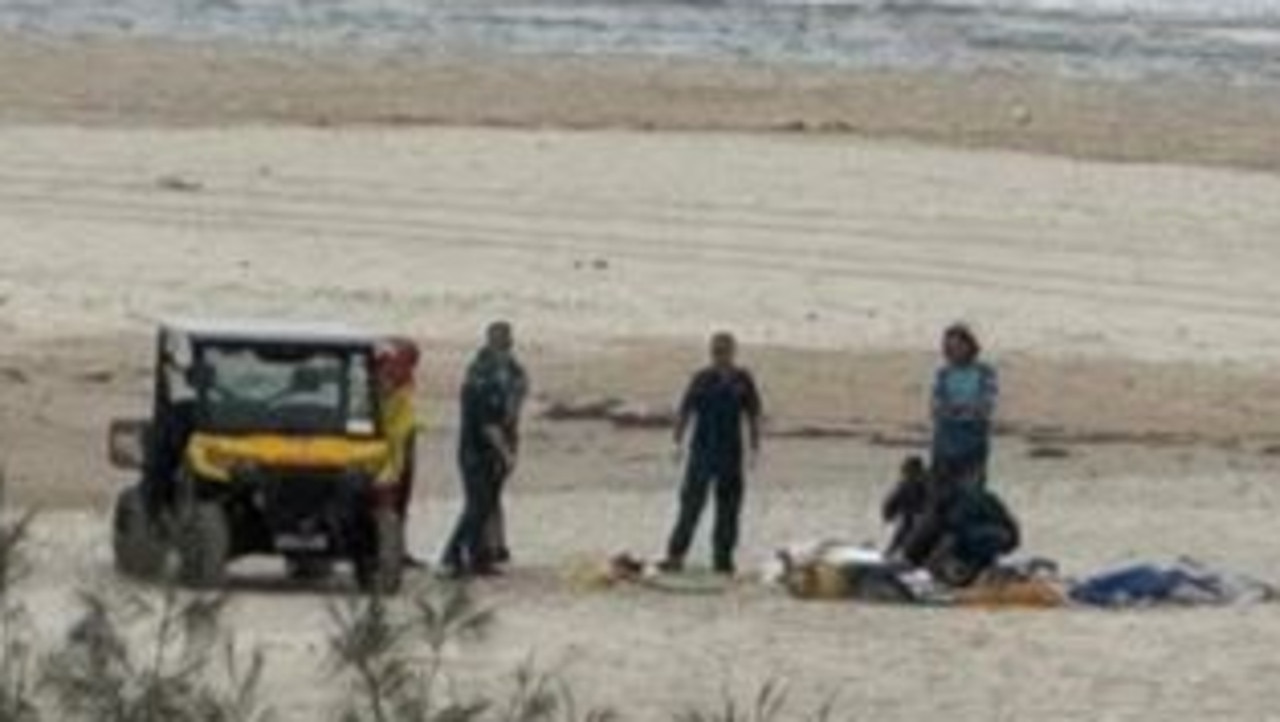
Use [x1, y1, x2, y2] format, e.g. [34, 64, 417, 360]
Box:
[4, 33, 1280, 172]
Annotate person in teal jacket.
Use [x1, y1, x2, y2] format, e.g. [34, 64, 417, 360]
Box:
[931, 324, 998, 488]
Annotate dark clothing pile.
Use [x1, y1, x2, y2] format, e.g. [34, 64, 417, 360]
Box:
[1069, 561, 1276, 607]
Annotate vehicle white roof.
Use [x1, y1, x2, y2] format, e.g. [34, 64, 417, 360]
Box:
[160, 318, 386, 347]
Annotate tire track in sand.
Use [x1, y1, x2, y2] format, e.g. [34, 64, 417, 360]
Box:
[0, 176, 1277, 322]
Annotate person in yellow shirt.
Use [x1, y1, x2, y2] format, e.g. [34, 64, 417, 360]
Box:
[374, 338, 422, 564]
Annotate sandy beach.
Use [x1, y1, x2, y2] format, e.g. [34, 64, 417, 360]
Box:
[3, 28, 1280, 721]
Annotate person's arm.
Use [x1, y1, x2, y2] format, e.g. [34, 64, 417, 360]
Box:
[931, 367, 948, 419]
[511, 360, 530, 414]
[471, 382, 515, 467]
[673, 373, 699, 447]
[934, 366, 993, 420]
[742, 371, 763, 454]
[484, 424, 514, 467]
[484, 412, 515, 469]
[882, 482, 908, 523]
[506, 361, 530, 452]
[977, 364, 999, 420]
[949, 364, 999, 420]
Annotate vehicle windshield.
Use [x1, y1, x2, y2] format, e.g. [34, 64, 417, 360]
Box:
[193, 343, 377, 436]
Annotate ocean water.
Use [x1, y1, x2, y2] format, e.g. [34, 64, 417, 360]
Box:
[2, 0, 1280, 86]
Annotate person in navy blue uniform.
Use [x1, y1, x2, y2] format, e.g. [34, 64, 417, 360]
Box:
[660, 332, 763, 576]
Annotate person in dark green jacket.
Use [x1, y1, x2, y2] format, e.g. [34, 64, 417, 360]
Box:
[883, 455, 1020, 586]
[441, 321, 527, 578]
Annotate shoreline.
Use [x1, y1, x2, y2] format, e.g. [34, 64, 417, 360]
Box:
[4, 32, 1280, 173]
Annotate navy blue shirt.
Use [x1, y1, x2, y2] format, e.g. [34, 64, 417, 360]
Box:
[680, 366, 763, 464]
[458, 348, 526, 464]
[459, 377, 506, 464]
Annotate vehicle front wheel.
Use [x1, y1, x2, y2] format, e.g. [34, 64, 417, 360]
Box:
[112, 485, 168, 580]
[177, 502, 230, 589]
[355, 509, 404, 596]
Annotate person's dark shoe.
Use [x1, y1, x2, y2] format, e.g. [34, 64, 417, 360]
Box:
[714, 561, 737, 577]
[656, 558, 685, 574]
[490, 547, 512, 565]
[473, 562, 504, 578]
[403, 553, 428, 570]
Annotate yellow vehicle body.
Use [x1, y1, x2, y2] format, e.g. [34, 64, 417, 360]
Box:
[186, 432, 399, 485]
[109, 319, 422, 593]
[185, 369, 419, 487]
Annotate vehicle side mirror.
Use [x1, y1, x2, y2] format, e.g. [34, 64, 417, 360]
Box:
[108, 419, 151, 471]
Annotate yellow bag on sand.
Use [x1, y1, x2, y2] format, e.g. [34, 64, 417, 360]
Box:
[780, 554, 1064, 607]
[784, 562, 854, 600]
[564, 554, 648, 592]
[565, 556, 622, 591]
[953, 578, 1066, 609]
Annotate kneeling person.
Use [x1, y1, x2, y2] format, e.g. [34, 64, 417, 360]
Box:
[882, 456, 1020, 586]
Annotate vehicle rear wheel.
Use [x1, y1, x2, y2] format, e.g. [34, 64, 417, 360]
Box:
[113, 485, 168, 580]
[177, 502, 230, 588]
[355, 509, 404, 596]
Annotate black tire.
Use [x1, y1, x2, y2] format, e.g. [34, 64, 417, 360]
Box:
[112, 485, 168, 580]
[177, 502, 230, 588]
[355, 509, 405, 595]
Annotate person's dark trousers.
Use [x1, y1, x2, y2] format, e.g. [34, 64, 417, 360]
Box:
[442, 454, 503, 573]
[932, 421, 991, 489]
[480, 470, 511, 566]
[666, 455, 745, 572]
[933, 448, 989, 490]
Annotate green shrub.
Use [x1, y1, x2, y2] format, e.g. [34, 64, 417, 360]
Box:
[2, 459, 839, 722]
[0, 467, 40, 722]
[326, 584, 619, 722]
[674, 681, 835, 722]
[42, 585, 273, 722]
